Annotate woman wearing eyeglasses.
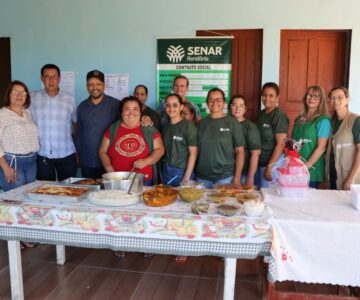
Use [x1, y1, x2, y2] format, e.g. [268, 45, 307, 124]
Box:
[326, 87, 360, 190]
[292, 86, 331, 189]
[229, 95, 261, 186]
[196, 88, 245, 189]
[257, 82, 289, 187]
[0, 80, 39, 192]
[161, 93, 198, 187]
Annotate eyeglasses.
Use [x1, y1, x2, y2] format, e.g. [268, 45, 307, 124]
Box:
[230, 104, 245, 109]
[307, 93, 321, 99]
[165, 103, 180, 108]
[208, 98, 224, 104]
[330, 95, 346, 101]
[11, 90, 27, 97]
[42, 75, 59, 80]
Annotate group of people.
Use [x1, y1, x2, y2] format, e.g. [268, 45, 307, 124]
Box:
[1, 64, 359, 198]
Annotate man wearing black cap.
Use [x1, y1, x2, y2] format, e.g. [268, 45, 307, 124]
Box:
[76, 70, 121, 179]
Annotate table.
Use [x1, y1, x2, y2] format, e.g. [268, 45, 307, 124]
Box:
[263, 188, 360, 297]
[0, 182, 272, 300]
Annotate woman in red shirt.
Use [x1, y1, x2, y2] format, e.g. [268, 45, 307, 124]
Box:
[99, 96, 164, 186]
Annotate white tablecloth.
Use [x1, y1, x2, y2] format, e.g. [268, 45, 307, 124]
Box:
[263, 188, 360, 286]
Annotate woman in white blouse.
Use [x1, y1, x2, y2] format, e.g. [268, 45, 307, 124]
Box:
[0, 80, 39, 192]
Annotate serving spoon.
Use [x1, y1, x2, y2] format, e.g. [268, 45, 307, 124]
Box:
[127, 172, 137, 194]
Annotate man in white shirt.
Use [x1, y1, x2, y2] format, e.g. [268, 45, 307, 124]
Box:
[30, 64, 77, 181]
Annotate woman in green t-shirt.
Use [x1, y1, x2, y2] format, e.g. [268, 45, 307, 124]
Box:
[257, 82, 289, 187]
[292, 86, 331, 189]
[229, 95, 261, 186]
[161, 93, 198, 187]
[196, 88, 245, 188]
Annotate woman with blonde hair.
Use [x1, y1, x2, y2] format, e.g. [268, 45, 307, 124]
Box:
[292, 86, 331, 188]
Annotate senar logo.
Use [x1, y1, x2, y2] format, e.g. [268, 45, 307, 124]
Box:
[167, 45, 185, 63]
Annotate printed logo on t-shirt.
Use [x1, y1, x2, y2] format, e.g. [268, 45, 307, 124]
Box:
[263, 123, 271, 128]
[220, 128, 230, 132]
[115, 133, 146, 157]
[301, 138, 312, 144]
[173, 136, 183, 141]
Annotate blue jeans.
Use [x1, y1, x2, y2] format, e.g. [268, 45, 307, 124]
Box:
[161, 162, 194, 187]
[309, 181, 321, 189]
[196, 176, 233, 189]
[256, 155, 285, 188]
[0, 153, 37, 191]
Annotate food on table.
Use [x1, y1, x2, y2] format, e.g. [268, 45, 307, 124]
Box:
[88, 190, 140, 206]
[235, 192, 260, 204]
[143, 184, 178, 207]
[216, 204, 239, 216]
[244, 200, 265, 217]
[29, 185, 89, 197]
[242, 185, 257, 190]
[72, 178, 103, 185]
[178, 187, 204, 203]
[180, 180, 205, 189]
[191, 201, 209, 215]
[214, 183, 243, 196]
[207, 192, 228, 204]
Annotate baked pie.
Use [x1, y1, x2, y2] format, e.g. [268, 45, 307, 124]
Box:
[143, 184, 178, 207]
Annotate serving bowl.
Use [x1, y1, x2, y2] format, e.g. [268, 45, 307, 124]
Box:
[102, 171, 145, 194]
[244, 200, 265, 217]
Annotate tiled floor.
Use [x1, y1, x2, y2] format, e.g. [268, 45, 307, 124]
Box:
[0, 241, 263, 299]
[1, 241, 354, 299]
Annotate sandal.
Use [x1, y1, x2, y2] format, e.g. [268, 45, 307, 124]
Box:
[175, 256, 188, 264]
[21, 242, 37, 248]
[114, 251, 126, 259]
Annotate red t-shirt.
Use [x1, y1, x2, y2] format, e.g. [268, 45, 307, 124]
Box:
[104, 124, 160, 180]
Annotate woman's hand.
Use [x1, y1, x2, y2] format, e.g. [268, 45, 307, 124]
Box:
[264, 166, 273, 181]
[342, 176, 354, 190]
[232, 176, 241, 185]
[133, 159, 148, 170]
[141, 116, 154, 127]
[3, 165, 17, 183]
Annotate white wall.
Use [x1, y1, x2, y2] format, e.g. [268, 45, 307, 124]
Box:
[1, 0, 359, 112]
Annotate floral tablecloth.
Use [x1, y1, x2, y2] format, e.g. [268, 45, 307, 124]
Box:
[0, 182, 272, 257]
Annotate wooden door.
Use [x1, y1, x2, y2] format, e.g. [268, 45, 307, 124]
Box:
[197, 29, 263, 122]
[279, 30, 351, 133]
[0, 38, 11, 98]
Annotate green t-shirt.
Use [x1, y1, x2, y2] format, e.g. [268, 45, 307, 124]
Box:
[162, 119, 198, 169]
[257, 108, 289, 167]
[142, 106, 161, 131]
[240, 119, 261, 172]
[196, 115, 245, 180]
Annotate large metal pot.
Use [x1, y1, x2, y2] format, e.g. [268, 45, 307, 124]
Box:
[102, 172, 145, 194]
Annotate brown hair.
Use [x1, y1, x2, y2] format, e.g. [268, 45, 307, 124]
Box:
[173, 75, 189, 87]
[119, 96, 143, 114]
[206, 87, 226, 103]
[299, 85, 328, 122]
[228, 94, 246, 111]
[328, 86, 349, 98]
[182, 101, 196, 121]
[2, 80, 31, 109]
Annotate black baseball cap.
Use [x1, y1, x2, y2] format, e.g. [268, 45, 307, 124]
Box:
[86, 70, 105, 82]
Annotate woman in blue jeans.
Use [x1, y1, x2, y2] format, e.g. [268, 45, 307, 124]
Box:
[161, 93, 198, 187]
[0, 80, 39, 248]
